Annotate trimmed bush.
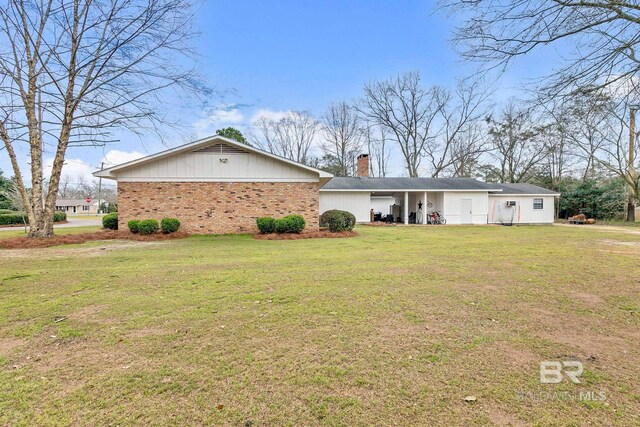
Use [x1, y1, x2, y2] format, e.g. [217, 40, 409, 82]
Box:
[102, 212, 118, 230]
[128, 220, 141, 234]
[256, 217, 276, 234]
[0, 213, 26, 225]
[0, 211, 66, 226]
[274, 214, 306, 234]
[53, 211, 67, 222]
[138, 219, 159, 235]
[320, 210, 356, 232]
[160, 217, 180, 234]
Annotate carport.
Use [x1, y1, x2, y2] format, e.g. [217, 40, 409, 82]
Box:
[320, 177, 500, 225]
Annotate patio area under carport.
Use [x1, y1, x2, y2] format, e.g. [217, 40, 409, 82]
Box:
[370, 190, 445, 224]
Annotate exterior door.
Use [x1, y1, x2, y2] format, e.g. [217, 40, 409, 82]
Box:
[460, 199, 472, 224]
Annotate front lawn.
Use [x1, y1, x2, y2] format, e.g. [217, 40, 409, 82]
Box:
[0, 226, 638, 426]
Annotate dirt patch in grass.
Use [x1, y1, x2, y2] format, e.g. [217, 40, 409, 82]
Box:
[126, 327, 169, 338]
[0, 337, 25, 356]
[596, 239, 640, 256]
[253, 230, 358, 240]
[571, 292, 605, 305]
[486, 408, 528, 427]
[484, 341, 540, 368]
[0, 229, 189, 249]
[598, 239, 640, 247]
[0, 240, 163, 259]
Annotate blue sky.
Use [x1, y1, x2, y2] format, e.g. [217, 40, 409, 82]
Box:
[2, 0, 555, 184]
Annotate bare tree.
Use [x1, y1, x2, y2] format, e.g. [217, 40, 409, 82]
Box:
[541, 120, 572, 191]
[57, 175, 76, 199]
[424, 79, 492, 177]
[547, 89, 612, 181]
[363, 123, 390, 177]
[0, 0, 203, 237]
[254, 111, 319, 165]
[574, 96, 639, 220]
[320, 102, 363, 176]
[359, 72, 444, 177]
[487, 103, 548, 183]
[443, 0, 640, 97]
[448, 123, 488, 177]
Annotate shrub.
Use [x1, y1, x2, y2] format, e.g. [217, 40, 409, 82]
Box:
[138, 219, 159, 235]
[320, 210, 356, 232]
[0, 212, 26, 225]
[256, 217, 276, 234]
[0, 211, 66, 226]
[558, 178, 626, 220]
[160, 217, 180, 234]
[128, 220, 141, 234]
[274, 214, 306, 234]
[102, 212, 118, 230]
[53, 211, 67, 222]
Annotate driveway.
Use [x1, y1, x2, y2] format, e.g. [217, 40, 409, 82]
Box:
[0, 215, 103, 232]
[553, 222, 640, 236]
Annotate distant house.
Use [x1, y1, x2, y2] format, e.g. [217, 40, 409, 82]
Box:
[55, 198, 99, 214]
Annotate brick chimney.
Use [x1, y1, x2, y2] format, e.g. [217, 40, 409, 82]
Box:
[357, 154, 369, 177]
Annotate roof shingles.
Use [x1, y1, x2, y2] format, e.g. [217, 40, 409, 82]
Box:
[320, 177, 559, 195]
[321, 177, 498, 191]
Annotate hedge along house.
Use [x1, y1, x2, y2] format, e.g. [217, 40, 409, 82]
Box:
[319, 155, 560, 225]
[93, 136, 332, 233]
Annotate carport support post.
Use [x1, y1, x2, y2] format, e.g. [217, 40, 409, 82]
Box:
[423, 191, 428, 224]
[404, 192, 409, 224]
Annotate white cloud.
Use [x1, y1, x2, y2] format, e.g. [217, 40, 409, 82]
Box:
[42, 150, 145, 185]
[44, 157, 95, 185]
[192, 107, 245, 137]
[101, 150, 145, 168]
[250, 108, 291, 125]
[210, 108, 244, 124]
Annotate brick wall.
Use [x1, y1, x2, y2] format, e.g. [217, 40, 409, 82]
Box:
[117, 181, 320, 234]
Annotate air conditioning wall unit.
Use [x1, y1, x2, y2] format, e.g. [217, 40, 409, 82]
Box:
[506, 201, 516, 207]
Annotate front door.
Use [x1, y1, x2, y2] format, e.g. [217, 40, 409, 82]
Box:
[460, 199, 472, 224]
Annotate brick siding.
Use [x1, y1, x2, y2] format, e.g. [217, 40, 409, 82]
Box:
[117, 181, 320, 234]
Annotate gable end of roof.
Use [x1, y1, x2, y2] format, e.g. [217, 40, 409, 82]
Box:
[93, 135, 333, 180]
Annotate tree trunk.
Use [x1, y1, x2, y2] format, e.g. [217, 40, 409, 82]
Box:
[627, 197, 635, 222]
[627, 108, 636, 222]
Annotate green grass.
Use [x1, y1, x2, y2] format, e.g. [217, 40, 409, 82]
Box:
[0, 225, 639, 426]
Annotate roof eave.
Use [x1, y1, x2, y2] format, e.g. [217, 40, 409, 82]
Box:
[320, 188, 502, 192]
[490, 192, 561, 197]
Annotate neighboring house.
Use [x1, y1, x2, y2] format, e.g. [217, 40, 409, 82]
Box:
[319, 155, 559, 225]
[94, 136, 559, 233]
[93, 136, 332, 233]
[55, 198, 99, 214]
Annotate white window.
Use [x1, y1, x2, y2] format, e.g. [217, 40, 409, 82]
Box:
[82, 205, 89, 211]
[533, 198, 544, 210]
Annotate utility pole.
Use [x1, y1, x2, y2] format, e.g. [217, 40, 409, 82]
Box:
[97, 162, 104, 214]
[628, 106, 637, 222]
